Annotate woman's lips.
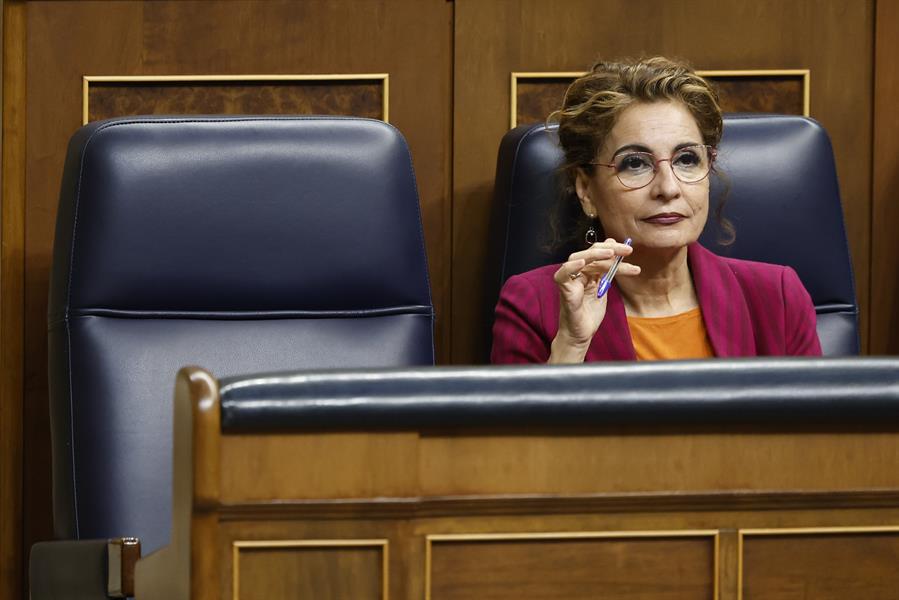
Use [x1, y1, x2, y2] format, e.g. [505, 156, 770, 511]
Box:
[644, 213, 686, 225]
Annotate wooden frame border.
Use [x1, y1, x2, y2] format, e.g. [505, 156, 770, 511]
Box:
[425, 529, 720, 600]
[737, 525, 899, 600]
[231, 538, 389, 600]
[82, 73, 390, 125]
[698, 69, 810, 117]
[510, 69, 811, 129]
[509, 71, 584, 130]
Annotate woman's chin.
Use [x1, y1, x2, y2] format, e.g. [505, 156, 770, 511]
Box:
[632, 230, 700, 252]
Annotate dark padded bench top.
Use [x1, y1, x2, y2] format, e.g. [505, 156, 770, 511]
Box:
[220, 358, 899, 431]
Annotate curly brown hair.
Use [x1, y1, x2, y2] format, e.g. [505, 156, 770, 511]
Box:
[547, 56, 733, 249]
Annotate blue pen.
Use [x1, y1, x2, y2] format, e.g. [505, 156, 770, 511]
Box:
[597, 237, 632, 298]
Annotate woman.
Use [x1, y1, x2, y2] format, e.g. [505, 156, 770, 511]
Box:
[491, 57, 822, 363]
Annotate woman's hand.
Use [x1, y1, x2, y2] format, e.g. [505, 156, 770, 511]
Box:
[548, 239, 640, 363]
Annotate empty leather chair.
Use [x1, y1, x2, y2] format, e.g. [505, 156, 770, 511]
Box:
[489, 115, 858, 356]
[35, 116, 434, 594]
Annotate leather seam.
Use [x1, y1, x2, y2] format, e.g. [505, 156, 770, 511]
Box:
[50, 306, 434, 326]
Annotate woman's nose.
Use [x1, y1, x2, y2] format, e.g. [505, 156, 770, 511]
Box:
[651, 161, 681, 199]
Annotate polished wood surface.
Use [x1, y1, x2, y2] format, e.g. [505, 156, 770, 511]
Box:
[235, 543, 384, 600]
[515, 73, 806, 127]
[135, 367, 220, 600]
[741, 530, 899, 599]
[711, 75, 805, 115]
[871, 0, 899, 354]
[0, 3, 26, 600]
[220, 427, 899, 501]
[134, 369, 899, 600]
[87, 79, 385, 123]
[515, 78, 571, 126]
[428, 534, 715, 599]
[453, 0, 874, 362]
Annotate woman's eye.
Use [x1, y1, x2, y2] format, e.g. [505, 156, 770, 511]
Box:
[674, 151, 701, 167]
[617, 154, 652, 172]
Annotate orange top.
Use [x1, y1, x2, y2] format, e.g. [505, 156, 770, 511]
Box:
[627, 307, 715, 360]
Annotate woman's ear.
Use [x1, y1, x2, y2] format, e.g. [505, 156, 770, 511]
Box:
[574, 169, 597, 217]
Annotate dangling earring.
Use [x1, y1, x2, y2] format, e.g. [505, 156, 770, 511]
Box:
[584, 215, 598, 245]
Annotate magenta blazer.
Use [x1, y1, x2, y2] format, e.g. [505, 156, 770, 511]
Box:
[491, 243, 822, 363]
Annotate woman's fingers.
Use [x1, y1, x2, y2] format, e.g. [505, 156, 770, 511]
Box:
[556, 240, 638, 284]
[567, 244, 615, 264]
[553, 258, 586, 284]
[570, 241, 631, 263]
[602, 238, 635, 256]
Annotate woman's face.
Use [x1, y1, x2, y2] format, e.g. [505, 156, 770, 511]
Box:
[575, 100, 710, 251]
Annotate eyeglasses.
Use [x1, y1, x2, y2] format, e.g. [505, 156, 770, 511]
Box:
[591, 144, 716, 190]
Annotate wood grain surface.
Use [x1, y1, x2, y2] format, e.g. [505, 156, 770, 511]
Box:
[429, 535, 715, 599]
[235, 544, 384, 600]
[742, 530, 899, 599]
[871, 0, 899, 354]
[219, 427, 899, 502]
[514, 74, 806, 127]
[1, 5, 26, 600]
[712, 76, 805, 115]
[153, 379, 899, 600]
[87, 80, 384, 123]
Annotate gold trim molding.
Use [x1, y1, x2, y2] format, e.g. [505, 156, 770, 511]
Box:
[82, 73, 390, 125]
[510, 68, 811, 128]
[737, 525, 899, 600]
[231, 538, 389, 600]
[425, 529, 720, 600]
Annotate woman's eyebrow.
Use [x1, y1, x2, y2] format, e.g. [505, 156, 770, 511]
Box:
[611, 143, 652, 156]
[612, 141, 703, 156]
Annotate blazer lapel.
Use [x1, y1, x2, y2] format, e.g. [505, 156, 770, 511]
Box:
[587, 285, 637, 361]
[689, 243, 757, 357]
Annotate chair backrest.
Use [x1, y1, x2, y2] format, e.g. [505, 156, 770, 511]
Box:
[48, 116, 434, 553]
[489, 114, 859, 356]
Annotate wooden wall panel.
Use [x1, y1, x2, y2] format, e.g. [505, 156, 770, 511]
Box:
[453, 0, 874, 363]
[86, 78, 386, 123]
[708, 74, 806, 116]
[513, 72, 808, 127]
[871, 0, 899, 354]
[1, 3, 26, 599]
[234, 541, 386, 600]
[741, 529, 899, 599]
[514, 77, 572, 127]
[428, 534, 716, 599]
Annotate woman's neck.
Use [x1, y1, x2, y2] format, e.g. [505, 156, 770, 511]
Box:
[615, 245, 698, 317]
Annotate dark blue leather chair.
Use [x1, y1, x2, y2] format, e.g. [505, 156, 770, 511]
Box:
[489, 115, 859, 356]
[34, 116, 434, 596]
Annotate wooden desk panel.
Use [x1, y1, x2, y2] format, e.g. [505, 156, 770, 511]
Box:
[219, 428, 899, 502]
[135, 368, 899, 600]
[233, 540, 386, 600]
[741, 528, 899, 600]
[427, 532, 716, 600]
